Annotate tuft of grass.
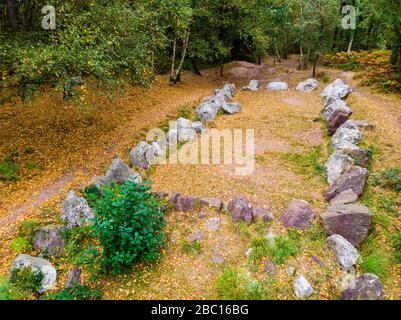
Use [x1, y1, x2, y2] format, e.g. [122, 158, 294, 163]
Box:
[181, 240, 202, 255]
[234, 221, 252, 239]
[280, 146, 325, 178]
[215, 266, 271, 300]
[177, 104, 192, 119]
[372, 167, 401, 192]
[10, 237, 32, 254]
[0, 154, 20, 181]
[41, 285, 102, 300]
[391, 232, 401, 264]
[18, 220, 40, 242]
[360, 237, 392, 280]
[249, 234, 298, 267]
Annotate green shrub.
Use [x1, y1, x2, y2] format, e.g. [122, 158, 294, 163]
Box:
[0, 155, 20, 181]
[42, 285, 102, 300]
[0, 275, 32, 300]
[216, 267, 266, 300]
[10, 237, 32, 254]
[90, 181, 167, 274]
[9, 267, 44, 296]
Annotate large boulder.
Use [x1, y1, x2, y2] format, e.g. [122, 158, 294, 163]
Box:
[321, 204, 372, 247]
[227, 196, 255, 224]
[242, 80, 261, 91]
[326, 234, 360, 268]
[341, 273, 384, 300]
[327, 108, 352, 135]
[267, 82, 288, 91]
[294, 275, 314, 299]
[32, 225, 64, 257]
[105, 158, 142, 185]
[10, 254, 57, 293]
[296, 78, 319, 93]
[326, 166, 369, 201]
[332, 121, 362, 150]
[280, 200, 316, 230]
[61, 191, 94, 229]
[130, 141, 161, 170]
[322, 99, 352, 121]
[321, 79, 352, 100]
[324, 151, 354, 185]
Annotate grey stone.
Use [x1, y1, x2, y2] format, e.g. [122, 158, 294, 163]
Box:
[332, 121, 362, 150]
[341, 273, 384, 300]
[61, 191, 94, 229]
[296, 78, 319, 92]
[32, 225, 64, 257]
[286, 266, 296, 276]
[264, 260, 277, 276]
[326, 166, 369, 201]
[252, 208, 274, 222]
[325, 151, 354, 185]
[321, 79, 352, 100]
[294, 275, 314, 299]
[130, 141, 161, 170]
[227, 196, 254, 224]
[175, 195, 200, 212]
[321, 204, 372, 247]
[267, 82, 288, 91]
[195, 102, 218, 123]
[64, 266, 81, 289]
[242, 80, 261, 91]
[222, 83, 236, 98]
[280, 199, 316, 230]
[200, 198, 223, 211]
[322, 99, 352, 121]
[330, 189, 359, 205]
[188, 231, 204, 243]
[105, 159, 142, 185]
[206, 217, 221, 231]
[10, 254, 57, 293]
[320, 79, 345, 98]
[326, 234, 360, 268]
[212, 252, 225, 264]
[222, 102, 241, 114]
[312, 256, 325, 268]
[191, 121, 206, 133]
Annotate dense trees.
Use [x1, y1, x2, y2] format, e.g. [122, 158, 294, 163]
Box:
[0, 0, 400, 97]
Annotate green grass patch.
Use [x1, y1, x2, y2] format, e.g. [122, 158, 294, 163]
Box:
[372, 167, 401, 193]
[181, 240, 202, 255]
[41, 285, 102, 300]
[10, 237, 32, 254]
[279, 146, 325, 178]
[0, 154, 20, 181]
[360, 236, 392, 280]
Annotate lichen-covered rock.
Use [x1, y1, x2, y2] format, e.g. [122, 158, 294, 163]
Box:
[322, 99, 352, 121]
[64, 266, 81, 289]
[106, 158, 142, 185]
[10, 254, 57, 293]
[130, 141, 161, 169]
[321, 79, 352, 100]
[326, 166, 369, 201]
[195, 101, 219, 123]
[227, 196, 254, 224]
[332, 121, 362, 150]
[32, 225, 64, 257]
[341, 273, 384, 300]
[61, 191, 94, 229]
[326, 234, 360, 268]
[321, 79, 345, 98]
[267, 81, 288, 91]
[222, 83, 236, 98]
[294, 275, 314, 299]
[325, 151, 354, 185]
[321, 204, 372, 247]
[296, 78, 319, 92]
[280, 199, 316, 230]
[242, 80, 261, 91]
[222, 102, 241, 114]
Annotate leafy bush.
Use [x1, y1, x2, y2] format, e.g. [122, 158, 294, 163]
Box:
[216, 267, 267, 300]
[9, 267, 44, 296]
[42, 285, 102, 301]
[90, 181, 167, 274]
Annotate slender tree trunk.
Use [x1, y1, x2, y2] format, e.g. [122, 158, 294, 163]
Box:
[312, 54, 320, 78]
[6, 0, 17, 32]
[170, 34, 177, 82]
[347, 32, 354, 56]
[332, 27, 339, 51]
[174, 30, 190, 81]
[274, 42, 281, 62]
[220, 55, 224, 77]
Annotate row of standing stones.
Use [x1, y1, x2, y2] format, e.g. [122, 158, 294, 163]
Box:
[8, 79, 383, 300]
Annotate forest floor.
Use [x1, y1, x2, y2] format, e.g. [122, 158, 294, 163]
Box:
[0, 55, 400, 299]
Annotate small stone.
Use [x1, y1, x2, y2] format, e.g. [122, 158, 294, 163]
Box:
[61, 191, 94, 229]
[330, 189, 358, 205]
[200, 198, 223, 211]
[296, 78, 319, 93]
[175, 195, 200, 212]
[188, 231, 204, 244]
[169, 192, 181, 205]
[264, 260, 277, 277]
[222, 102, 241, 114]
[227, 196, 254, 224]
[294, 275, 314, 299]
[212, 252, 225, 264]
[252, 208, 274, 222]
[312, 256, 325, 268]
[245, 248, 253, 256]
[242, 80, 261, 91]
[206, 217, 221, 231]
[198, 211, 207, 219]
[286, 266, 296, 276]
[267, 81, 288, 91]
[328, 108, 352, 135]
[64, 266, 81, 289]
[326, 234, 360, 268]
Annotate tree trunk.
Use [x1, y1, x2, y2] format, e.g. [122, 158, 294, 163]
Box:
[174, 30, 190, 81]
[220, 55, 224, 77]
[6, 0, 17, 32]
[347, 32, 354, 56]
[274, 42, 281, 62]
[170, 34, 177, 82]
[312, 54, 320, 78]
